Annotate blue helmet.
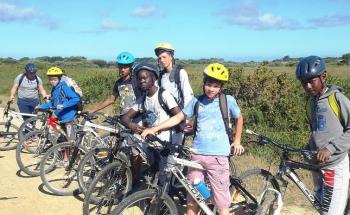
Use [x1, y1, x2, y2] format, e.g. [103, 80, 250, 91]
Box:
[25, 63, 38, 73]
[116, 52, 135, 65]
[296, 56, 326, 80]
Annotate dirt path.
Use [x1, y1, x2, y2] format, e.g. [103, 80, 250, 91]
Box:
[0, 149, 83, 215]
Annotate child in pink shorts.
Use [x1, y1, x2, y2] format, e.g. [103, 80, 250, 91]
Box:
[142, 63, 244, 215]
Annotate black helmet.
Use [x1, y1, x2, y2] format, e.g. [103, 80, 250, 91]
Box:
[25, 63, 38, 73]
[133, 63, 159, 79]
[296, 56, 326, 80]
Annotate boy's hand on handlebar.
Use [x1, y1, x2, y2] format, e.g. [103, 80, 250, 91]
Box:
[130, 124, 144, 134]
[231, 140, 244, 156]
[9, 95, 15, 103]
[141, 127, 157, 140]
[317, 147, 332, 163]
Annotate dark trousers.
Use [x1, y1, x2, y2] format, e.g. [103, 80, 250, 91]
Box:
[17, 98, 39, 120]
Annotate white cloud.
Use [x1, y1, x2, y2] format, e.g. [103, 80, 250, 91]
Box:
[309, 15, 350, 27]
[100, 19, 130, 30]
[0, 2, 59, 29]
[130, 5, 158, 17]
[221, 1, 300, 30]
[0, 2, 38, 21]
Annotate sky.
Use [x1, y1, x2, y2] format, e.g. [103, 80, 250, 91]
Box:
[0, 0, 349, 62]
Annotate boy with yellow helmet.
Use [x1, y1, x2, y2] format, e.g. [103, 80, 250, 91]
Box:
[142, 63, 244, 215]
[38, 66, 80, 141]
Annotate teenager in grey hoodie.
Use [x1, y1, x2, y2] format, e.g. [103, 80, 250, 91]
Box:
[296, 55, 350, 215]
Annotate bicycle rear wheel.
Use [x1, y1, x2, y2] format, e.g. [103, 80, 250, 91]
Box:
[40, 142, 88, 196]
[110, 189, 178, 215]
[82, 160, 132, 215]
[0, 121, 19, 150]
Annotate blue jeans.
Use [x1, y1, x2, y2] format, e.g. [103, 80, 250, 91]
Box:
[17, 98, 39, 120]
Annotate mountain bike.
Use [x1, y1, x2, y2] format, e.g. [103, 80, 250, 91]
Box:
[0, 101, 36, 150]
[39, 112, 111, 196]
[242, 129, 336, 215]
[111, 134, 281, 215]
[16, 109, 62, 176]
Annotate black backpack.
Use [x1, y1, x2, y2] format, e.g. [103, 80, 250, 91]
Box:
[158, 65, 184, 108]
[18, 73, 39, 88]
[193, 93, 233, 143]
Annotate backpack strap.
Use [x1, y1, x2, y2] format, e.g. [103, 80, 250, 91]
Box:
[219, 93, 232, 143]
[158, 66, 185, 108]
[193, 94, 232, 142]
[18, 74, 39, 88]
[192, 95, 204, 140]
[328, 92, 344, 127]
[174, 65, 184, 108]
[158, 87, 171, 116]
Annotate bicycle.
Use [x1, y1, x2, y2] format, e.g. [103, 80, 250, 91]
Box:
[76, 115, 124, 194]
[241, 129, 333, 215]
[111, 134, 281, 215]
[15, 109, 62, 176]
[0, 101, 36, 150]
[39, 112, 110, 196]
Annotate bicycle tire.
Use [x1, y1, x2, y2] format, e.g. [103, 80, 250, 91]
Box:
[0, 121, 19, 150]
[233, 168, 280, 214]
[110, 189, 178, 215]
[77, 147, 111, 194]
[82, 160, 132, 215]
[229, 156, 237, 177]
[40, 142, 88, 196]
[18, 115, 44, 142]
[16, 131, 54, 176]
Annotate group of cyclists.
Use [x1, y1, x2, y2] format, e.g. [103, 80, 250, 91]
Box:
[7, 42, 350, 214]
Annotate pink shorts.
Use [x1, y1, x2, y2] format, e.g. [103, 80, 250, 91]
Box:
[187, 154, 231, 210]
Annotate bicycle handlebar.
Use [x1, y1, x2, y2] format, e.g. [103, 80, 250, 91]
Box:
[145, 134, 191, 157]
[245, 129, 317, 159]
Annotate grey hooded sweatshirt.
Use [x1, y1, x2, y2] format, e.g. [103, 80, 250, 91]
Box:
[309, 85, 350, 168]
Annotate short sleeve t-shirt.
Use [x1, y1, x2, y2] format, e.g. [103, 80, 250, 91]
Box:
[14, 74, 43, 99]
[182, 95, 241, 156]
[113, 78, 138, 115]
[132, 88, 178, 142]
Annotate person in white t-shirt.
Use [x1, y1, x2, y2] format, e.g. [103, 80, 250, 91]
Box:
[121, 62, 181, 185]
[154, 42, 194, 144]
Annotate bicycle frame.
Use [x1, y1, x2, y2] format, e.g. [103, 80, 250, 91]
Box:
[277, 154, 322, 213]
[164, 156, 259, 215]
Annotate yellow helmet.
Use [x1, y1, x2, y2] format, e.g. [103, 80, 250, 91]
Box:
[47, 67, 63, 76]
[154, 42, 175, 56]
[203, 63, 229, 81]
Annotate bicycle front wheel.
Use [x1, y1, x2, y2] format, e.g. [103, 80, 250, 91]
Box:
[110, 189, 178, 215]
[77, 147, 112, 194]
[0, 121, 19, 150]
[82, 160, 132, 215]
[40, 142, 88, 196]
[234, 168, 280, 214]
[16, 131, 53, 176]
[18, 115, 44, 142]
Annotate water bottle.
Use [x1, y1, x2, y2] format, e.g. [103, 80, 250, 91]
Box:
[194, 178, 211, 200]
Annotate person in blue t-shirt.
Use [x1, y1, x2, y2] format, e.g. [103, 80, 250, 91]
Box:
[141, 63, 244, 215]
